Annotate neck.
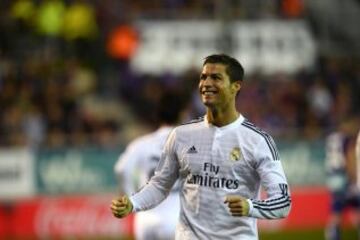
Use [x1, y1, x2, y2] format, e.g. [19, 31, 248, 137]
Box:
[159, 123, 173, 128]
[206, 106, 239, 127]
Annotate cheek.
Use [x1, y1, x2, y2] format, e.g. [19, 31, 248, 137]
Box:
[198, 86, 202, 95]
[198, 82, 203, 91]
[222, 88, 234, 100]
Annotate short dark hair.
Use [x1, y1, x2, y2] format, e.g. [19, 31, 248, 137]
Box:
[157, 91, 186, 125]
[203, 54, 244, 82]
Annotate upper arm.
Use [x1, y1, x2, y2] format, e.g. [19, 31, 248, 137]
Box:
[247, 137, 291, 219]
[150, 130, 180, 192]
[255, 137, 289, 196]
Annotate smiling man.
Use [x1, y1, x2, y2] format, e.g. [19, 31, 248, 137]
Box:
[111, 54, 292, 240]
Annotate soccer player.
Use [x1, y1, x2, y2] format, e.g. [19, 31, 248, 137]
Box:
[324, 119, 360, 240]
[114, 92, 188, 240]
[111, 54, 291, 239]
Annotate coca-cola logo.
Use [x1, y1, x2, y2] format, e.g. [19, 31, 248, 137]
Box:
[34, 196, 133, 238]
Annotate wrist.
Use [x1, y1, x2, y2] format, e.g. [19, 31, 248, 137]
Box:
[246, 199, 253, 216]
[129, 196, 137, 212]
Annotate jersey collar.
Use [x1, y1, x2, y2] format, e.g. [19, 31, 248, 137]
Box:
[205, 114, 245, 131]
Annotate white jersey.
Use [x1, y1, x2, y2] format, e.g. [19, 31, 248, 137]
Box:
[325, 132, 347, 172]
[324, 131, 351, 192]
[130, 115, 291, 240]
[115, 126, 179, 240]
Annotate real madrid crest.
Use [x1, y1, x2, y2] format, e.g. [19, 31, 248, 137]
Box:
[230, 147, 242, 161]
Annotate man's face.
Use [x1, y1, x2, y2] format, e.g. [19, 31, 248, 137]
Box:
[199, 63, 240, 109]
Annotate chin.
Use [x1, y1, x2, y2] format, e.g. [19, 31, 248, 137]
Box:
[202, 101, 215, 108]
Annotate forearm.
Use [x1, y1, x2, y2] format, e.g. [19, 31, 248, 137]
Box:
[247, 188, 291, 219]
[129, 183, 169, 212]
[250, 137, 291, 219]
[129, 129, 178, 212]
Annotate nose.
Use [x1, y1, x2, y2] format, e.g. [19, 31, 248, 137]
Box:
[202, 76, 214, 86]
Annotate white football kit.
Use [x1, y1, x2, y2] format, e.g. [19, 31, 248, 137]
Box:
[114, 126, 179, 240]
[129, 115, 291, 240]
[325, 131, 349, 192]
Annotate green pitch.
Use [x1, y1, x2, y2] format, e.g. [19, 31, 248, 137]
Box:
[26, 228, 356, 240]
[260, 228, 357, 240]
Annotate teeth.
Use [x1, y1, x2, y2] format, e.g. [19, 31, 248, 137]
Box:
[202, 90, 216, 95]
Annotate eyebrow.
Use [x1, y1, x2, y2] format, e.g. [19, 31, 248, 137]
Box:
[200, 73, 223, 79]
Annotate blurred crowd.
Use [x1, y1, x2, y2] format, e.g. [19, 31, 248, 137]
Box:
[238, 60, 360, 140]
[0, 0, 359, 149]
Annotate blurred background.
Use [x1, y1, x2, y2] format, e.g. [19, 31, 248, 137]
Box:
[0, 0, 359, 239]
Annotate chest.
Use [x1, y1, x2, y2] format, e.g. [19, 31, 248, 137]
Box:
[176, 130, 252, 178]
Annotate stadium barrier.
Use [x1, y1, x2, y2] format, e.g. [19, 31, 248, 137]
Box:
[0, 141, 356, 238]
[0, 189, 356, 239]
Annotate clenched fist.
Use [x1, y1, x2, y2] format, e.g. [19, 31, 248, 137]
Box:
[224, 195, 250, 217]
[110, 195, 133, 218]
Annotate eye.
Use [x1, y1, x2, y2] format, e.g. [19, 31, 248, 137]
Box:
[212, 75, 222, 81]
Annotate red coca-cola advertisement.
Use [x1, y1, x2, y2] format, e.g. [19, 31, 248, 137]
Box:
[2, 188, 357, 238]
[0, 206, 9, 239]
[10, 194, 134, 239]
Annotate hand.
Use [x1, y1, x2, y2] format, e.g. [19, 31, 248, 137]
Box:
[110, 195, 133, 218]
[224, 195, 250, 217]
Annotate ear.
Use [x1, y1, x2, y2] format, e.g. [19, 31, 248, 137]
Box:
[231, 81, 241, 93]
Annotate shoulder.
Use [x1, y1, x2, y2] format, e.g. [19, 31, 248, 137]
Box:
[175, 116, 205, 131]
[180, 116, 205, 126]
[126, 131, 159, 150]
[164, 116, 205, 142]
[326, 131, 342, 141]
[240, 119, 280, 160]
[240, 119, 275, 141]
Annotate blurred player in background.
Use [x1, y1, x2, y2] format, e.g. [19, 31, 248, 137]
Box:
[325, 118, 360, 240]
[111, 54, 291, 239]
[114, 91, 188, 240]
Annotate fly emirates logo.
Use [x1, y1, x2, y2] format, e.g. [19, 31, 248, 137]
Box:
[186, 162, 240, 189]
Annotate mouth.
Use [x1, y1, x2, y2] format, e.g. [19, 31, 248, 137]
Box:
[201, 90, 217, 96]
